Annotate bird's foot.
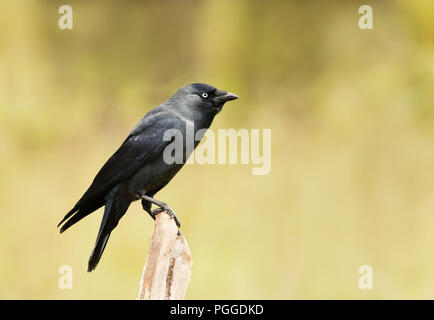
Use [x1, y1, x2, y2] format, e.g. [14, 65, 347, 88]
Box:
[150, 207, 163, 219]
[164, 207, 181, 228]
[152, 207, 181, 228]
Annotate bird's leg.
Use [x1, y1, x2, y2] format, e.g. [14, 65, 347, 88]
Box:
[139, 194, 181, 228]
[141, 198, 156, 220]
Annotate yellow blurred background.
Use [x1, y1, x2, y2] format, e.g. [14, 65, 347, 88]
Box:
[0, 0, 433, 299]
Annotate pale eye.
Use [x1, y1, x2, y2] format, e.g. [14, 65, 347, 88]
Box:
[201, 92, 208, 98]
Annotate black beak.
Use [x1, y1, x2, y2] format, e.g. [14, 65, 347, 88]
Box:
[213, 90, 239, 103]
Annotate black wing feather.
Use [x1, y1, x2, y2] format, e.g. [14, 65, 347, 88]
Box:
[58, 110, 179, 230]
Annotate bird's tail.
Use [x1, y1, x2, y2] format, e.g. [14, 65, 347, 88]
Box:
[88, 228, 112, 272]
[58, 200, 104, 233]
[87, 197, 130, 272]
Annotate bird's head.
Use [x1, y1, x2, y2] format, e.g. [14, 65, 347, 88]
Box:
[169, 83, 239, 118]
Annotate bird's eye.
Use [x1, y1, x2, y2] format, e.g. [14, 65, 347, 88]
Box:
[201, 93, 208, 98]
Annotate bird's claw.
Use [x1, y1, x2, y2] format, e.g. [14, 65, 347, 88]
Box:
[164, 207, 181, 228]
[151, 207, 164, 219]
[152, 207, 181, 228]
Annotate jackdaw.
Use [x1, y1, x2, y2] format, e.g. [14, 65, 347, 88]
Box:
[57, 83, 238, 271]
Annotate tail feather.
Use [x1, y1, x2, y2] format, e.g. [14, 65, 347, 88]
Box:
[57, 206, 78, 228]
[59, 201, 104, 233]
[87, 230, 112, 272]
[86, 197, 130, 272]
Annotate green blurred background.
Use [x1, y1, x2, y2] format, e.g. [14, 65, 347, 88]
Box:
[0, 0, 433, 299]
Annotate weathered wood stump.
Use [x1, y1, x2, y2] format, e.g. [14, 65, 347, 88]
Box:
[137, 212, 192, 300]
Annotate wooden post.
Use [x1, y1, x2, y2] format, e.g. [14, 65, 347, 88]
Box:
[137, 212, 193, 300]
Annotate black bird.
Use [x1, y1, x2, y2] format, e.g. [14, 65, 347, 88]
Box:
[58, 83, 238, 272]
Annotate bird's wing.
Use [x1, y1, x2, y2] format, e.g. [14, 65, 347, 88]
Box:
[58, 109, 179, 228]
[81, 110, 179, 204]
